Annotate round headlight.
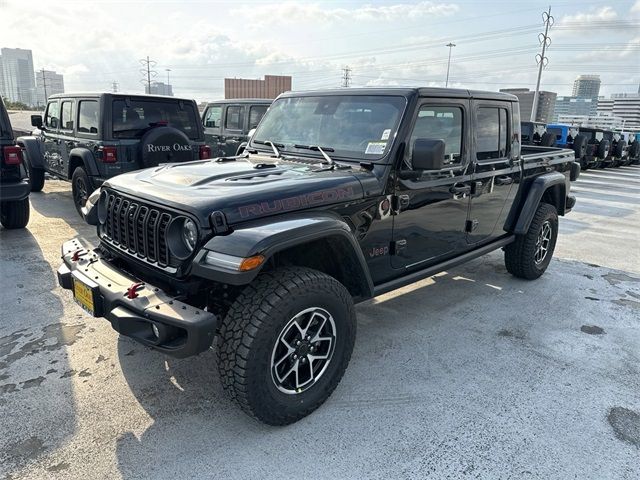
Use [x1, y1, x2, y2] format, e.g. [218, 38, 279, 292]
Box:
[182, 219, 198, 252]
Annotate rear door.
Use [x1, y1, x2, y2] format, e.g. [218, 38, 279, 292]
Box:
[58, 99, 76, 177]
[203, 104, 223, 157]
[466, 101, 520, 245]
[220, 104, 246, 157]
[248, 104, 268, 131]
[391, 99, 472, 269]
[42, 100, 63, 175]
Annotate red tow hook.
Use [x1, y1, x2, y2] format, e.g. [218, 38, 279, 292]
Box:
[126, 282, 145, 299]
[71, 249, 87, 261]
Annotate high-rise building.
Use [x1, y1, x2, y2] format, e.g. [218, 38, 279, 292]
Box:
[598, 93, 640, 130]
[572, 75, 601, 100]
[0, 48, 37, 106]
[553, 96, 597, 121]
[499, 88, 557, 123]
[225, 75, 292, 99]
[145, 81, 173, 96]
[35, 69, 64, 106]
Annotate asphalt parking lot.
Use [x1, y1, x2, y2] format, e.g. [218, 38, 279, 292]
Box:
[1, 166, 639, 480]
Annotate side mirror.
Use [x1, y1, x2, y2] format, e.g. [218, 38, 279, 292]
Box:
[31, 115, 43, 128]
[411, 138, 445, 171]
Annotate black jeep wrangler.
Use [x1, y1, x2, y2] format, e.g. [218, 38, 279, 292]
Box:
[202, 99, 271, 157]
[58, 88, 576, 425]
[0, 98, 30, 229]
[18, 93, 209, 215]
[579, 127, 611, 169]
[520, 121, 554, 147]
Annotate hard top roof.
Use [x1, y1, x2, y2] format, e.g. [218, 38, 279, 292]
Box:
[47, 92, 196, 103]
[206, 98, 273, 105]
[277, 87, 518, 102]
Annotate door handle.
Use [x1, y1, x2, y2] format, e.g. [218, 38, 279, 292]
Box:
[495, 176, 514, 186]
[219, 136, 226, 142]
[449, 183, 471, 194]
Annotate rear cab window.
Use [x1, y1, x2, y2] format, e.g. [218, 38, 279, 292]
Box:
[476, 106, 509, 161]
[112, 99, 199, 139]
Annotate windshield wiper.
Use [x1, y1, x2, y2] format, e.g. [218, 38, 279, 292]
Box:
[253, 139, 284, 158]
[293, 144, 335, 165]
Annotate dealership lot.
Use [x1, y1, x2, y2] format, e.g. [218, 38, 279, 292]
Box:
[1, 167, 639, 479]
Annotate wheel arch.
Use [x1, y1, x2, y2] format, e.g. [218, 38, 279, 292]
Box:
[509, 172, 567, 235]
[192, 213, 374, 301]
[67, 148, 99, 179]
[16, 136, 45, 169]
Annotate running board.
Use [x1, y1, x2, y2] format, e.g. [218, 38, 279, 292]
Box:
[372, 235, 515, 298]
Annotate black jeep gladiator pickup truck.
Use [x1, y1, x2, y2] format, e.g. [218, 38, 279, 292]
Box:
[18, 93, 209, 216]
[57, 88, 576, 425]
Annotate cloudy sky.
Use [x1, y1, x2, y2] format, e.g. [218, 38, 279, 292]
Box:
[2, 0, 639, 101]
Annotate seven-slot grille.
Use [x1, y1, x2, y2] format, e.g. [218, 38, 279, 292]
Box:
[101, 191, 176, 268]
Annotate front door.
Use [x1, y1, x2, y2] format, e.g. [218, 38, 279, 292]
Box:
[221, 104, 246, 157]
[391, 101, 471, 270]
[41, 100, 63, 175]
[467, 103, 519, 245]
[203, 104, 223, 157]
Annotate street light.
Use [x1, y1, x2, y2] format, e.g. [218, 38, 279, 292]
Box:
[445, 42, 456, 88]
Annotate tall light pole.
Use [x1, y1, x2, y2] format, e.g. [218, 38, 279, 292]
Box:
[445, 43, 456, 88]
[166, 68, 171, 85]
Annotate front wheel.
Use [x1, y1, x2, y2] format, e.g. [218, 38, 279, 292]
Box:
[0, 198, 30, 229]
[216, 267, 356, 425]
[505, 202, 558, 280]
[71, 166, 90, 217]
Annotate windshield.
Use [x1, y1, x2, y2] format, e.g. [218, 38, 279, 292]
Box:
[251, 95, 406, 161]
[112, 99, 199, 139]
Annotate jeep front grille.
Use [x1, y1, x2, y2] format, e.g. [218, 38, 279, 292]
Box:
[101, 191, 176, 268]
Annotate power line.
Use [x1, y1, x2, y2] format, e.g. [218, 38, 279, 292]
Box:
[139, 56, 157, 93]
[111, 81, 119, 93]
[341, 66, 352, 87]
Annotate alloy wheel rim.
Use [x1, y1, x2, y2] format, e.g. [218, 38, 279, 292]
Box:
[534, 220, 552, 265]
[270, 307, 336, 395]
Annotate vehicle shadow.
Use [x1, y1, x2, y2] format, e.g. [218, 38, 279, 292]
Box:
[113, 251, 555, 479]
[0, 227, 82, 478]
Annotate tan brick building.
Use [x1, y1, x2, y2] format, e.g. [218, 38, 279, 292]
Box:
[224, 75, 291, 99]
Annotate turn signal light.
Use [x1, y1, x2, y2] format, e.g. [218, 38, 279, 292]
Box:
[3, 145, 23, 165]
[100, 146, 118, 163]
[239, 255, 265, 272]
[199, 144, 212, 160]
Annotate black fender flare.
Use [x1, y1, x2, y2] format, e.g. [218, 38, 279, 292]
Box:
[513, 172, 567, 235]
[191, 212, 374, 298]
[16, 136, 45, 169]
[68, 148, 100, 178]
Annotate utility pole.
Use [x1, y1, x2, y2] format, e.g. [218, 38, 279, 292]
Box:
[445, 43, 456, 88]
[111, 81, 119, 93]
[41, 69, 48, 105]
[139, 56, 157, 93]
[531, 6, 554, 122]
[341, 66, 352, 88]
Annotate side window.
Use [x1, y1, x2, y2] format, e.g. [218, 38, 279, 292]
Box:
[60, 101, 74, 131]
[203, 105, 222, 128]
[476, 107, 509, 161]
[408, 105, 463, 166]
[45, 101, 59, 129]
[78, 101, 99, 134]
[249, 105, 268, 129]
[225, 105, 245, 131]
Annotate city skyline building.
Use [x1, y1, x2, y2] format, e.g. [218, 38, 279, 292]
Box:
[572, 74, 601, 101]
[0, 47, 37, 105]
[145, 81, 173, 96]
[499, 88, 557, 123]
[35, 69, 64, 106]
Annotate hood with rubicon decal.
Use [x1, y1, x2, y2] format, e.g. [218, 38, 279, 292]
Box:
[103, 154, 372, 226]
[139, 125, 193, 168]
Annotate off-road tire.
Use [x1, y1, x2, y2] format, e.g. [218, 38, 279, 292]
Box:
[572, 135, 587, 162]
[71, 166, 90, 217]
[505, 202, 558, 280]
[23, 151, 45, 192]
[541, 132, 555, 147]
[0, 198, 30, 229]
[216, 267, 356, 425]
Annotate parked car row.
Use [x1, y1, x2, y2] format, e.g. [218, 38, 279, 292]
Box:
[521, 121, 640, 171]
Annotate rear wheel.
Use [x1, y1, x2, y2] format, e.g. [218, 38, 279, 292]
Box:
[0, 198, 30, 229]
[573, 135, 587, 163]
[505, 202, 558, 280]
[71, 166, 90, 217]
[217, 267, 356, 425]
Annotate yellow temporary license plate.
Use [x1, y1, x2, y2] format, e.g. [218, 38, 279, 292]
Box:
[73, 277, 95, 316]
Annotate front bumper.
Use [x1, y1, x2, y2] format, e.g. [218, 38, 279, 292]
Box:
[0, 178, 30, 202]
[57, 237, 217, 358]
